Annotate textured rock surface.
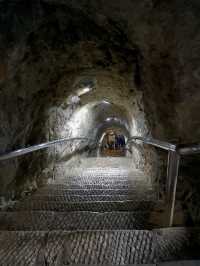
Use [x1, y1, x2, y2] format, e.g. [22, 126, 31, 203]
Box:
[1, 0, 200, 140]
[0, 211, 151, 230]
[0, 0, 200, 221]
[0, 156, 199, 264]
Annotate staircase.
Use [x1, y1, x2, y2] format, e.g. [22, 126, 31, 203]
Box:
[0, 157, 200, 265]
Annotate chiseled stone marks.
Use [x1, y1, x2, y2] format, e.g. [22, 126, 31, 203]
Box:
[0, 230, 155, 266]
[0, 231, 46, 266]
[0, 211, 150, 231]
[31, 193, 155, 202]
[0, 211, 55, 231]
[45, 230, 155, 265]
[0, 229, 200, 265]
[35, 187, 154, 196]
[0, 159, 199, 264]
[158, 261, 200, 266]
[12, 199, 155, 212]
[10, 167, 155, 212]
[154, 227, 200, 262]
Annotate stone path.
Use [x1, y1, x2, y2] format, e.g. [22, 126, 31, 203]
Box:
[0, 157, 199, 265]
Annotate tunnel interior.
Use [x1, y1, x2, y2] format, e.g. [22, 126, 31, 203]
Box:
[0, 0, 200, 227]
[98, 128, 127, 157]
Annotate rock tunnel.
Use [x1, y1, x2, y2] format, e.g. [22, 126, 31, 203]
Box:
[0, 0, 200, 264]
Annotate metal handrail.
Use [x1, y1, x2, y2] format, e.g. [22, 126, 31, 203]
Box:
[1, 133, 200, 227]
[127, 136, 200, 155]
[127, 136, 178, 227]
[179, 143, 200, 155]
[127, 135, 200, 226]
[1, 136, 172, 163]
[127, 136, 176, 151]
[0, 137, 93, 161]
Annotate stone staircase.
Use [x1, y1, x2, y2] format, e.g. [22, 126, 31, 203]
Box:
[0, 157, 199, 265]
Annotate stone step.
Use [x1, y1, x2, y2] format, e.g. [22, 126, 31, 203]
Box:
[30, 193, 156, 202]
[35, 184, 155, 195]
[11, 199, 156, 212]
[55, 178, 147, 185]
[36, 187, 155, 196]
[55, 163, 145, 181]
[158, 261, 200, 266]
[0, 211, 151, 231]
[155, 227, 200, 262]
[0, 230, 155, 265]
[0, 228, 199, 265]
[69, 157, 136, 168]
[59, 174, 146, 181]
[50, 181, 151, 189]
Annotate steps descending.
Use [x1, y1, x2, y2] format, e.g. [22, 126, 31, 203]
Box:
[53, 158, 150, 186]
[35, 186, 155, 195]
[0, 230, 155, 265]
[0, 229, 199, 265]
[11, 199, 156, 212]
[30, 191, 156, 201]
[0, 211, 151, 230]
[0, 157, 199, 265]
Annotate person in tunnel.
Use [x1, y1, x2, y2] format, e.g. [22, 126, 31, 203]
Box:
[115, 134, 120, 149]
[118, 134, 126, 149]
[106, 131, 116, 149]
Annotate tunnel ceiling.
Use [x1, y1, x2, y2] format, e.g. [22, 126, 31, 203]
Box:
[67, 101, 132, 141]
[1, 0, 200, 145]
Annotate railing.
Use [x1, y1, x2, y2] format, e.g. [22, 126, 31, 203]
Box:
[127, 136, 176, 151]
[1, 135, 200, 227]
[0, 137, 94, 161]
[127, 136, 200, 227]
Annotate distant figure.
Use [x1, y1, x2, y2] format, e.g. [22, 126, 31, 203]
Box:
[118, 135, 125, 149]
[115, 134, 120, 149]
[106, 131, 116, 149]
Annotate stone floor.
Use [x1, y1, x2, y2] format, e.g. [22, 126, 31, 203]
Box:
[0, 157, 199, 265]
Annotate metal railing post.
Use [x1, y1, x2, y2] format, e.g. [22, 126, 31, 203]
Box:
[166, 151, 180, 227]
[166, 151, 174, 201]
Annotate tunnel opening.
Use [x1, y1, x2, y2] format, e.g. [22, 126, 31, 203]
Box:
[0, 0, 156, 202]
[98, 128, 127, 157]
[44, 97, 158, 189]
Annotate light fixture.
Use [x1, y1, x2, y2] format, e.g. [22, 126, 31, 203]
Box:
[77, 86, 93, 97]
[102, 100, 110, 104]
[106, 117, 119, 122]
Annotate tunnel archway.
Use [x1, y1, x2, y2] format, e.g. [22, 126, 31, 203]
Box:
[98, 127, 127, 157]
[0, 0, 200, 241]
[0, 1, 158, 199]
[45, 97, 156, 183]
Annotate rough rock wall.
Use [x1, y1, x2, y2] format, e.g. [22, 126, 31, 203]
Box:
[0, 1, 152, 201]
[44, 74, 154, 183]
[0, 0, 200, 221]
[1, 0, 200, 141]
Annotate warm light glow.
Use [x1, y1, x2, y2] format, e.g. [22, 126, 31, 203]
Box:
[102, 100, 110, 104]
[77, 86, 92, 96]
[106, 117, 119, 122]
